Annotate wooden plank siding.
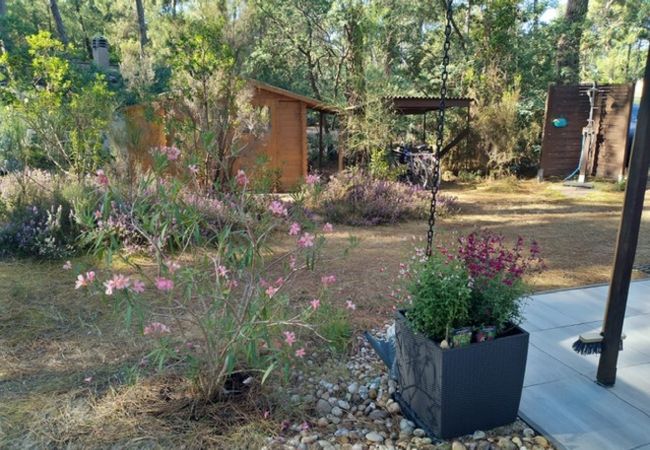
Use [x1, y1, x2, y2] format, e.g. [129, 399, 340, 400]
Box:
[234, 86, 315, 191]
[124, 81, 327, 192]
[539, 83, 634, 179]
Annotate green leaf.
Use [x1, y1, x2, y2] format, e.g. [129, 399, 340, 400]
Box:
[261, 362, 276, 385]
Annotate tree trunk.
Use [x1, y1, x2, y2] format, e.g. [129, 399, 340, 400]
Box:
[73, 0, 92, 59]
[49, 0, 69, 45]
[556, 0, 589, 84]
[135, 0, 148, 54]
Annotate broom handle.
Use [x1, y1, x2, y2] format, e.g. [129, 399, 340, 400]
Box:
[597, 47, 650, 386]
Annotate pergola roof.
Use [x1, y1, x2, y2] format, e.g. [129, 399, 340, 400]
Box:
[389, 96, 473, 114]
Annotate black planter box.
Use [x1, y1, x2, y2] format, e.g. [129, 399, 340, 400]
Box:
[394, 310, 529, 439]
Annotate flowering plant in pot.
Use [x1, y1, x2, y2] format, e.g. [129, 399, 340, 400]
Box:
[394, 231, 544, 439]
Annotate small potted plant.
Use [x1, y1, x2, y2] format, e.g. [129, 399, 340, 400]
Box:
[394, 231, 544, 439]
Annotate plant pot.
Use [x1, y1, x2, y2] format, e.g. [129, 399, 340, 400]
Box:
[394, 310, 529, 439]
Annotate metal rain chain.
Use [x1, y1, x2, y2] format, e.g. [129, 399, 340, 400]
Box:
[425, 0, 454, 258]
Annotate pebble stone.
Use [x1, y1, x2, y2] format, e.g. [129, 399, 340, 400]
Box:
[262, 324, 555, 450]
[366, 431, 385, 443]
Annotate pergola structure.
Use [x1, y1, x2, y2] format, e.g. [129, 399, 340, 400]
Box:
[388, 95, 473, 158]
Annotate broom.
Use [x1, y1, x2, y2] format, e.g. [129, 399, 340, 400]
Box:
[572, 332, 626, 355]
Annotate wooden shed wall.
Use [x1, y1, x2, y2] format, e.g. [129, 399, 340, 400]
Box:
[235, 87, 308, 190]
[124, 86, 309, 191]
[591, 85, 635, 178]
[124, 104, 167, 169]
[539, 83, 634, 179]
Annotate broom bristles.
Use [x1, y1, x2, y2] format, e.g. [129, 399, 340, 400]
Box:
[572, 334, 625, 355]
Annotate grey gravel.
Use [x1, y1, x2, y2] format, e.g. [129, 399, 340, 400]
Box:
[261, 324, 554, 450]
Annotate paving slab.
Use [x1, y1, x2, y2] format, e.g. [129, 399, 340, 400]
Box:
[520, 279, 650, 450]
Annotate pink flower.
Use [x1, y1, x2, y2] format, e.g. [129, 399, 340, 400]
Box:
[84, 376, 93, 383]
[305, 174, 320, 185]
[188, 164, 199, 175]
[166, 146, 181, 161]
[104, 281, 114, 295]
[263, 410, 270, 419]
[111, 274, 128, 288]
[268, 200, 288, 217]
[131, 279, 146, 293]
[62, 261, 72, 270]
[75, 271, 96, 289]
[266, 285, 279, 298]
[289, 255, 298, 271]
[104, 273, 130, 295]
[93, 210, 102, 219]
[289, 222, 301, 236]
[96, 169, 108, 186]
[298, 233, 315, 248]
[322, 223, 334, 233]
[216, 265, 229, 278]
[236, 169, 249, 187]
[346, 300, 356, 311]
[227, 279, 239, 289]
[283, 331, 296, 346]
[310, 298, 320, 310]
[321, 275, 336, 286]
[295, 347, 306, 358]
[165, 260, 181, 274]
[155, 277, 174, 291]
[143, 322, 171, 336]
[75, 274, 87, 289]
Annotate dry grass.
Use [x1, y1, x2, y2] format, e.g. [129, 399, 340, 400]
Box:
[274, 179, 650, 330]
[1, 179, 648, 448]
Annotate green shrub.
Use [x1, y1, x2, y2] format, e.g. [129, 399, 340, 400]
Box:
[314, 302, 352, 353]
[406, 255, 472, 342]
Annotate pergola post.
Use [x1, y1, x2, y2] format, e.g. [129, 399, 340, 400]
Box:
[597, 47, 650, 386]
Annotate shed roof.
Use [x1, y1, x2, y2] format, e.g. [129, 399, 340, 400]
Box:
[249, 80, 339, 114]
[389, 96, 473, 114]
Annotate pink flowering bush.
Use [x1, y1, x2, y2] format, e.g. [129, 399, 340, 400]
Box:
[76, 151, 272, 261]
[402, 231, 544, 343]
[72, 159, 352, 403]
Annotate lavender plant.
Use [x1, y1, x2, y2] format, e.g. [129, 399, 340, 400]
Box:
[304, 169, 458, 226]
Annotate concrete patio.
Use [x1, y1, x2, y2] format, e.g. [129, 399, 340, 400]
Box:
[520, 279, 650, 450]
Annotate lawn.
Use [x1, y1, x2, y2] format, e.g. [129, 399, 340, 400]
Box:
[1, 179, 648, 448]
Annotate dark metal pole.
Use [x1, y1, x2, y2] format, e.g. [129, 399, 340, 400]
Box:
[597, 47, 650, 386]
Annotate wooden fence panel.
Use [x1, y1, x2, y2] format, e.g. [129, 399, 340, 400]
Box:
[539, 83, 634, 180]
